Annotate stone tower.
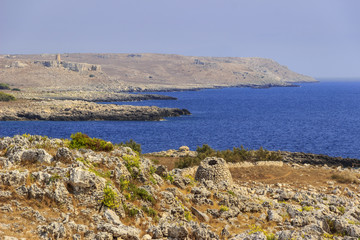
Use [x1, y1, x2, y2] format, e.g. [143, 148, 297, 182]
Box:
[195, 157, 233, 185]
[56, 54, 61, 62]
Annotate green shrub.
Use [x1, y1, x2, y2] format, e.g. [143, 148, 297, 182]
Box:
[128, 183, 155, 204]
[49, 174, 62, 182]
[301, 206, 313, 212]
[254, 147, 282, 162]
[119, 177, 129, 192]
[337, 206, 345, 214]
[117, 139, 142, 154]
[122, 155, 141, 178]
[0, 92, 16, 101]
[101, 183, 120, 209]
[219, 205, 229, 211]
[0, 83, 10, 90]
[175, 156, 201, 169]
[185, 211, 193, 221]
[69, 132, 113, 152]
[11, 88, 21, 91]
[89, 167, 111, 179]
[123, 204, 139, 217]
[142, 206, 157, 218]
[164, 173, 174, 183]
[228, 190, 236, 196]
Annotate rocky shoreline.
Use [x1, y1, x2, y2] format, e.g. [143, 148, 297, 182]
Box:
[0, 100, 190, 121]
[0, 135, 359, 239]
[13, 90, 177, 102]
[281, 152, 360, 168]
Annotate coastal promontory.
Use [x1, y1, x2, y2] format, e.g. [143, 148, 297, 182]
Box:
[0, 99, 190, 121]
[0, 53, 317, 93]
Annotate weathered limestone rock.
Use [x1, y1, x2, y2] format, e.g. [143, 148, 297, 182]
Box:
[179, 146, 190, 152]
[150, 146, 197, 157]
[195, 157, 233, 185]
[55, 147, 74, 163]
[0, 170, 29, 186]
[191, 206, 210, 222]
[97, 223, 140, 240]
[28, 184, 45, 200]
[37, 222, 67, 239]
[68, 167, 105, 192]
[21, 149, 53, 164]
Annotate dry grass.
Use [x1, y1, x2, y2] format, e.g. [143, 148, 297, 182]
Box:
[144, 155, 179, 170]
[230, 165, 359, 190]
[331, 172, 359, 184]
[0, 192, 66, 239]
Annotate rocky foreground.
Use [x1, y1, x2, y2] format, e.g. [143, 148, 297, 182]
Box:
[0, 100, 190, 121]
[0, 135, 360, 240]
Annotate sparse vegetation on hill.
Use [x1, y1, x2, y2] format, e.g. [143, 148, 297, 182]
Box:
[117, 139, 142, 154]
[0, 134, 360, 239]
[175, 144, 283, 168]
[69, 132, 114, 152]
[0, 91, 16, 101]
[0, 53, 316, 92]
[0, 83, 10, 90]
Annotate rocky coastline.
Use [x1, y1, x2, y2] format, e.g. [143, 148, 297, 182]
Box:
[0, 100, 190, 121]
[0, 135, 359, 239]
[13, 90, 177, 102]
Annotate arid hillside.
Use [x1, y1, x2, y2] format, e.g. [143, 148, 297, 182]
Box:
[0, 53, 316, 92]
[0, 135, 359, 239]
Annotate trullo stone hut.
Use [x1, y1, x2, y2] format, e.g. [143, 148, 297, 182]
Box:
[195, 157, 233, 185]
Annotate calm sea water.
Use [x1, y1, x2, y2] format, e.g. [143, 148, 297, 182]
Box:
[1, 81, 360, 158]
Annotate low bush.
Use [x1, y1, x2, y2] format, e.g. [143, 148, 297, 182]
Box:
[101, 183, 120, 209]
[0, 83, 10, 90]
[0, 91, 16, 101]
[11, 88, 21, 91]
[117, 139, 142, 154]
[142, 206, 157, 218]
[123, 204, 139, 217]
[128, 183, 155, 204]
[175, 156, 201, 169]
[122, 155, 141, 178]
[219, 205, 229, 211]
[185, 211, 193, 221]
[69, 132, 113, 152]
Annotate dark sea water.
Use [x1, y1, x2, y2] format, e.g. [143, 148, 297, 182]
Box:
[1, 81, 360, 158]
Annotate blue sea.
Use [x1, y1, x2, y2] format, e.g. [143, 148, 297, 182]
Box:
[1, 80, 360, 158]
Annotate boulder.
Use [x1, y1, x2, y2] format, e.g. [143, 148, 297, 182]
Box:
[55, 147, 74, 163]
[21, 149, 53, 164]
[191, 206, 210, 222]
[179, 146, 190, 152]
[97, 223, 140, 240]
[68, 167, 105, 192]
[37, 222, 67, 239]
[0, 170, 29, 186]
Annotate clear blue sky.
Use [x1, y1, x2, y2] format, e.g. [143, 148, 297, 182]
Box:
[0, 0, 359, 78]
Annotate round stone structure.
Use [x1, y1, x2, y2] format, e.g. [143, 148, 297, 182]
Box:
[195, 157, 233, 184]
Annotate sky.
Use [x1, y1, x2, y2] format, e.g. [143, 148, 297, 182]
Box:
[0, 0, 359, 78]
